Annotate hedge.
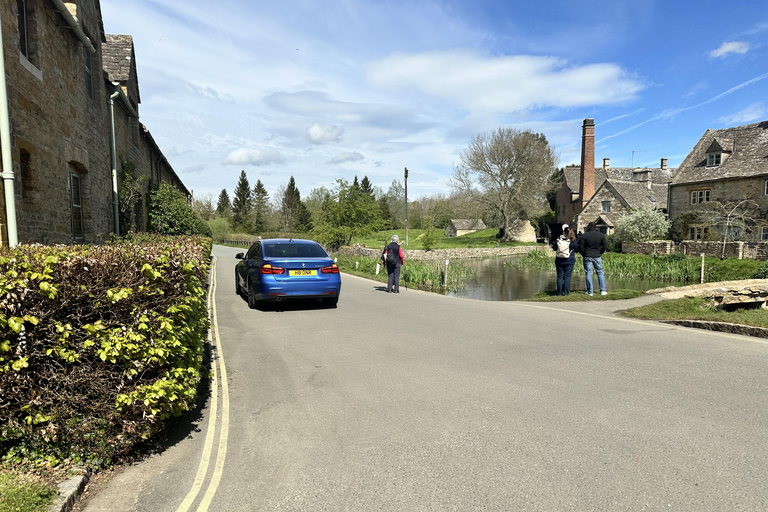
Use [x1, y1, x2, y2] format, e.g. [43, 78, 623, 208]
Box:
[0, 235, 211, 468]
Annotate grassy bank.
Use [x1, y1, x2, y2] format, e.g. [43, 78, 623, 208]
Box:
[512, 250, 768, 283]
[526, 289, 646, 301]
[333, 253, 475, 293]
[351, 228, 538, 250]
[0, 471, 56, 512]
[621, 297, 768, 328]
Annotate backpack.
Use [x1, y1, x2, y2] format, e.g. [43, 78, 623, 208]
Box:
[385, 243, 398, 265]
[556, 238, 571, 258]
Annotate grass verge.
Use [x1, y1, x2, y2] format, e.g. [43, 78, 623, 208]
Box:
[0, 471, 57, 512]
[620, 297, 768, 328]
[526, 289, 646, 302]
[351, 228, 538, 250]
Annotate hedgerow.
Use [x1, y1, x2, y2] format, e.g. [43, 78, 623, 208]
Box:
[0, 236, 211, 469]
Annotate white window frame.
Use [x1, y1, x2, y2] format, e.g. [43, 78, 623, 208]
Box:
[706, 153, 721, 167]
[691, 189, 711, 204]
[71, 172, 83, 240]
[601, 201, 611, 213]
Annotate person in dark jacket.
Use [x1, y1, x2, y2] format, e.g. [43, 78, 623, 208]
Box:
[553, 224, 578, 296]
[382, 234, 405, 293]
[577, 221, 607, 296]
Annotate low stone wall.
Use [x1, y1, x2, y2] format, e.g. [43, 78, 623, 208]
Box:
[680, 241, 758, 260]
[337, 244, 546, 261]
[622, 240, 675, 255]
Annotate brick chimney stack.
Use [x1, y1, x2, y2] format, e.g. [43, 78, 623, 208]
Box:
[579, 118, 595, 207]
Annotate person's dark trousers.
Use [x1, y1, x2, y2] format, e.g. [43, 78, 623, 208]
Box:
[387, 264, 401, 292]
[555, 259, 574, 296]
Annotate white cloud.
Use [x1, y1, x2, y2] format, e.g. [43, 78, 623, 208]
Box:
[368, 50, 645, 113]
[709, 41, 750, 59]
[329, 152, 365, 164]
[223, 148, 286, 166]
[307, 123, 344, 144]
[718, 103, 768, 125]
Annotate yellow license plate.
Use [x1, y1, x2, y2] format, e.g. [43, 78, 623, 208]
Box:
[289, 269, 315, 276]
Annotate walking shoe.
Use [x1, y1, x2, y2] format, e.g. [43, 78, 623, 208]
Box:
[601, 291, 608, 295]
[587, 292, 593, 296]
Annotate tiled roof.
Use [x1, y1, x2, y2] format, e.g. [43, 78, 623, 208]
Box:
[563, 165, 674, 192]
[449, 219, 486, 230]
[607, 180, 669, 209]
[671, 121, 768, 185]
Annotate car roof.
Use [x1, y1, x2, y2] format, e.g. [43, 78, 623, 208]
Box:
[259, 238, 318, 244]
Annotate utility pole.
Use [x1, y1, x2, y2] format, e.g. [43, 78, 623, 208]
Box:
[404, 167, 409, 248]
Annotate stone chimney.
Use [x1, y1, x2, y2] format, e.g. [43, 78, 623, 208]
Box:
[579, 119, 595, 206]
[660, 158, 667, 170]
[603, 158, 610, 170]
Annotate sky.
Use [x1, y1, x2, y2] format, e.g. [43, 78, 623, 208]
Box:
[100, 0, 768, 202]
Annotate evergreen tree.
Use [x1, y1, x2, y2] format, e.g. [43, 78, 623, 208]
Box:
[232, 170, 254, 232]
[216, 189, 232, 219]
[252, 180, 270, 233]
[360, 176, 374, 198]
[280, 176, 312, 232]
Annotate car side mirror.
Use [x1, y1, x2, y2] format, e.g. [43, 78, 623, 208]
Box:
[235, 253, 244, 259]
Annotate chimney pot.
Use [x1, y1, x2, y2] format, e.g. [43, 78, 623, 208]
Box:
[603, 158, 610, 169]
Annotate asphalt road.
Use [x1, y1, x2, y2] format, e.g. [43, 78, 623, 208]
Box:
[78, 245, 768, 511]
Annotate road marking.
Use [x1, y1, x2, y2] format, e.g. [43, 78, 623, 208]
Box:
[196, 258, 231, 511]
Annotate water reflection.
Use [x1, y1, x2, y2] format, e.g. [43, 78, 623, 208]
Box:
[447, 257, 681, 301]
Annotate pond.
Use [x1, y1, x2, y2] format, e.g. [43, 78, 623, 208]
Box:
[446, 256, 684, 301]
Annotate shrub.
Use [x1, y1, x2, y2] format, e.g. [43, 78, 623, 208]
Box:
[614, 207, 671, 243]
[0, 237, 210, 469]
[208, 217, 231, 241]
[148, 183, 211, 237]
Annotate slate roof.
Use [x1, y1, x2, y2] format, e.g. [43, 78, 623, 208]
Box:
[607, 180, 669, 209]
[102, 34, 140, 102]
[563, 165, 674, 193]
[449, 219, 486, 230]
[671, 121, 768, 185]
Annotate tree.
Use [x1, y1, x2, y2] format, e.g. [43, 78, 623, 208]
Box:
[216, 189, 232, 218]
[451, 127, 558, 241]
[192, 192, 216, 221]
[313, 179, 383, 248]
[360, 176, 374, 198]
[280, 176, 312, 232]
[614, 207, 671, 243]
[384, 180, 405, 228]
[699, 198, 761, 258]
[231, 170, 253, 232]
[252, 180, 270, 233]
[148, 183, 211, 236]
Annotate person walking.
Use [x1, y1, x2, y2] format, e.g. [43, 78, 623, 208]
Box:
[382, 235, 405, 293]
[577, 221, 607, 296]
[553, 224, 578, 296]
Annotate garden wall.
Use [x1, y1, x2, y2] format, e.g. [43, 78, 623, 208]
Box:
[621, 241, 675, 255]
[337, 244, 545, 261]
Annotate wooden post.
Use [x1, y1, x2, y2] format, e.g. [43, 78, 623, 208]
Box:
[444, 259, 449, 291]
[700, 253, 705, 284]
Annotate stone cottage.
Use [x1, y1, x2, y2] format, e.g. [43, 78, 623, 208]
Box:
[667, 120, 768, 242]
[445, 219, 486, 237]
[556, 118, 674, 234]
[0, 0, 188, 246]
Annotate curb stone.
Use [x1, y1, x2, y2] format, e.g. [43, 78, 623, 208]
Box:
[46, 474, 88, 512]
[662, 320, 768, 339]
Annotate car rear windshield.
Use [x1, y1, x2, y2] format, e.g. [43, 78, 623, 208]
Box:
[263, 242, 328, 259]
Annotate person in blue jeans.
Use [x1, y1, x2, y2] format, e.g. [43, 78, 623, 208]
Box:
[553, 224, 578, 295]
[577, 221, 607, 296]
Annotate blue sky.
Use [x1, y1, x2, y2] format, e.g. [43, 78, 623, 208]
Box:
[100, 0, 768, 201]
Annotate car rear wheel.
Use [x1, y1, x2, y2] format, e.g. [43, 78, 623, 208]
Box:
[247, 279, 259, 309]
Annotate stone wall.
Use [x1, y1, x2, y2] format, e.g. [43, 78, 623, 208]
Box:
[681, 241, 747, 259]
[337, 244, 546, 261]
[622, 240, 675, 255]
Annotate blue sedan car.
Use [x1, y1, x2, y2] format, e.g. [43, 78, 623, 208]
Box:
[235, 238, 341, 307]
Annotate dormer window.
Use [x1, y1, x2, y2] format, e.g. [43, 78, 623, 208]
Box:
[706, 152, 721, 167]
[704, 138, 731, 167]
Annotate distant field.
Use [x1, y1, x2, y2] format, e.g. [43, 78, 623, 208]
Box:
[351, 228, 540, 250]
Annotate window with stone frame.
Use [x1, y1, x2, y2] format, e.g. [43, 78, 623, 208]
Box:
[706, 152, 721, 167]
[19, 149, 34, 199]
[71, 172, 84, 240]
[17, 0, 39, 68]
[690, 189, 711, 204]
[764, 179, 768, 195]
[688, 226, 709, 241]
[762, 226, 768, 241]
[84, 46, 94, 99]
[601, 201, 611, 213]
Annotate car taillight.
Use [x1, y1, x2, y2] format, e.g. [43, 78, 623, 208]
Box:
[261, 264, 285, 274]
[321, 264, 339, 274]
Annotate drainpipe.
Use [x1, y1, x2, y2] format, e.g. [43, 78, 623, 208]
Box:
[50, 0, 96, 54]
[0, 9, 18, 246]
[108, 90, 120, 235]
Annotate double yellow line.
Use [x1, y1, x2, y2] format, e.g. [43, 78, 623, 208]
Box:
[176, 257, 231, 512]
